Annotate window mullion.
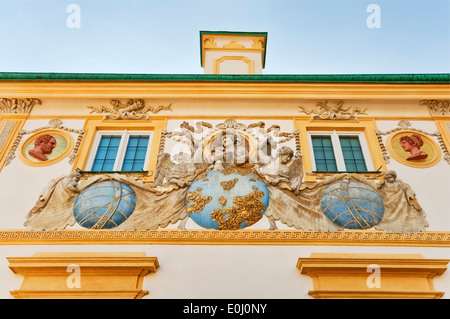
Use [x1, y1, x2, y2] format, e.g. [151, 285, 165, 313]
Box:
[114, 130, 129, 171]
[332, 131, 346, 171]
[358, 134, 374, 171]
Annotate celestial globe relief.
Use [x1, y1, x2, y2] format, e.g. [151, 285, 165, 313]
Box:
[320, 179, 385, 230]
[73, 180, 136, 229]
[186, 170, 269, 230]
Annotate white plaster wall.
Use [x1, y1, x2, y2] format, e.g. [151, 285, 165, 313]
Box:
[0, 244, 448, 299]
[376, 120, 450, 231]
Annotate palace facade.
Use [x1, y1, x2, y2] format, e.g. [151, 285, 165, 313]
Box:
[0, 31, 449, 299]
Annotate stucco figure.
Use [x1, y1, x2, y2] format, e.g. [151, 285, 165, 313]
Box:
[24, 170, 81, 230]
[257, 146, 303, 194]
[375, 170, 429, 232]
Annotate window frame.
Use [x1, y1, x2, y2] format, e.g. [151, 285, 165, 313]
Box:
[307, 130, 374, 172]
[86, 130, 153, 172]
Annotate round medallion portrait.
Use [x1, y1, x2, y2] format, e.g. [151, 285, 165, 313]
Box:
[386, 130, 441, 168]
[19, 129, 74, 167]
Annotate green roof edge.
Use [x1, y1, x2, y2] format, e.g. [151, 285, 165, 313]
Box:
[0, 72, 448, 83]
[199, 30, 268, 68]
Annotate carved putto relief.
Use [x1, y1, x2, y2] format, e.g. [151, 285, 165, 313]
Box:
[24, 119, 429, 234]
[298, 101, 367, 120]
[87, 99, 172, 120]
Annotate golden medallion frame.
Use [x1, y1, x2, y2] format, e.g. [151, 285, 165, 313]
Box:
[18, 129, 74, 167]
[386, 130, 441, 168]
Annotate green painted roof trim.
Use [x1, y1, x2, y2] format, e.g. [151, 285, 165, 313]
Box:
[0, 72, 448, 83]
[199, 31, 269, 68]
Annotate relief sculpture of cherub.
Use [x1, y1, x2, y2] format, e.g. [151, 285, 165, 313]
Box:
[257, 145, 303, 195]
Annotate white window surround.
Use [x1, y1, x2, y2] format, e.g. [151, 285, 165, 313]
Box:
[307, 130, 374, 172]
[86, 130, 153, 171]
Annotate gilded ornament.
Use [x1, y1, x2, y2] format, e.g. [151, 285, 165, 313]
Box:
[211, 190, 266, 230]
[186, 191, 213, 214]
[220, 178, 239, 190]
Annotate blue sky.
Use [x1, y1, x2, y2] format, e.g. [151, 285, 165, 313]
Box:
[0, 0, 449, 75]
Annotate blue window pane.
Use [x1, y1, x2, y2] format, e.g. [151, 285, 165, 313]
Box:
[92, 136, 121, 171]
[312, 136, 337, 172]
[339, 136, 367, 172]
[121, 136, 149, 171]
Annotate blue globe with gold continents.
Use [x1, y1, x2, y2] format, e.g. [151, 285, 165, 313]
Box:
[73, 180, 136, 229]
[320, 179, 385, 229]
[186, 170, 269, 230]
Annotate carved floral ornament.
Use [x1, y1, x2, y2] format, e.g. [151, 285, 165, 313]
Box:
[421, 100, 450, 116]
[376, 120, 450, 166]
[87, 99, 172, 120]
[298, 101, 367, 120]
[5, 119, 84, 167]
[0, 98, 41, 114]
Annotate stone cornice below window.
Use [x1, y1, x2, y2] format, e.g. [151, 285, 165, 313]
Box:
[297, 253, 449, 299]
[7, 252, 159, 299]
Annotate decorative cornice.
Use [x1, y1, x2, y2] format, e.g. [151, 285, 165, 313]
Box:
[297, 253, 449, 299]
[8, 252, 159, 299]
[0, 229, 449, 247]
[0, 81, 448, 100]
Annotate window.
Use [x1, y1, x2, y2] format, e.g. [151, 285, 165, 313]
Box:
[309, 131, 372, 172]
[88, 130, 152, 172]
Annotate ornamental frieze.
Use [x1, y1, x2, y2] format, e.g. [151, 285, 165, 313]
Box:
[23, 119, 429, 235]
